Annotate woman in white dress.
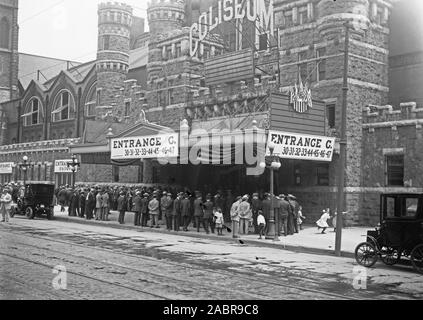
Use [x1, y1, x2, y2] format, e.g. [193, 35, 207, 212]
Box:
[316, 209, 330, 234]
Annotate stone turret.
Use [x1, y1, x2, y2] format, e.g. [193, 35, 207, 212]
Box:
[147, 0, 185, 38]
[96, 2, 133, 115]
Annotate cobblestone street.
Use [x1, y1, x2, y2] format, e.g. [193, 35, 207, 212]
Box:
[0, 217, 422, 300]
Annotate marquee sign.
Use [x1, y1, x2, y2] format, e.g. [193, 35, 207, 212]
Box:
[111, 133, 179, 160]
[0, 162, 13, 174]
[290, 81, 312, 114]
[267, 131, 335, 162]
[55, 160, 78, 173]
[190, 0, 274, 57]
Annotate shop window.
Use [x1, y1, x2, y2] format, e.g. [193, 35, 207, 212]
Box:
[386, 155, 404, 186]
[326, 104, 336, 129]
[0, 17, 10, 49]
[317, 164, 329, 186]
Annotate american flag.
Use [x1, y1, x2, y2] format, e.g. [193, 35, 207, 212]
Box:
[290, 80, 313, 113]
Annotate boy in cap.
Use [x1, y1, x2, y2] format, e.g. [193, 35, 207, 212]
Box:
[257, 210, 266, 239]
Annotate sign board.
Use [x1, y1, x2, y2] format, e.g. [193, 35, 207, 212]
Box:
[267, 131, 335, 162]
[0, 162, 13, 174]
[205, 49, 254, 86]
[55, 160, 78, 173]
[270, 92, 326, 136]
[189, 0, 274, 57]
[111, 133, 179, 160]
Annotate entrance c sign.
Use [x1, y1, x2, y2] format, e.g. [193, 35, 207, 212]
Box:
[111, 133, 179, 160]
[267, 131, 335, 162]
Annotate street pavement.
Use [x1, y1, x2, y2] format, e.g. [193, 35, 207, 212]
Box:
[53, 206, 370, 257]
[1, 214, 422, 300]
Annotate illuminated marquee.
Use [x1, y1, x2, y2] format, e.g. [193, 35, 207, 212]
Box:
[189, 0, 274, 57]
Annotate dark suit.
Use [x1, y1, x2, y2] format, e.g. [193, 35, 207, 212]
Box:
[85, 192, 95, 220]
[79, 192, 86, 218]
[181, 198, 191, 231]
[277, 198, 290, 236]
[172, 197, 182, 231]
[133, 195, 142, 226]
[140, 197, 149, 226]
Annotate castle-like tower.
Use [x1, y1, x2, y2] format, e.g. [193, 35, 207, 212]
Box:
[0, 0, 19, 103]
[96, 2, 133, 111]
[147, 0, 185, 38]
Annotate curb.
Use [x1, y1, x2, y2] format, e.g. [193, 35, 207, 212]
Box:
[54, 215, 355, 259]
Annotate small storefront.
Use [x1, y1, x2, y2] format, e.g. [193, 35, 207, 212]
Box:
[0, 162, 14, 184]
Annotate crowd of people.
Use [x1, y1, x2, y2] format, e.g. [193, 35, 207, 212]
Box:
[52, 184, 307, 238]
[0, 181, 317, 239]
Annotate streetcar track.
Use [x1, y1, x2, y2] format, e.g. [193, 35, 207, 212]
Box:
[1, 239, 274, 300]
[0, 252, 172, 300]
[0, 225, 361, 300]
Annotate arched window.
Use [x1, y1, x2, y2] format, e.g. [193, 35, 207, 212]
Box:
[52, 90, 75, 122]
[85, 82, 97, 117]
[23, 97, 44, 126]
[0, 17, 10, 49]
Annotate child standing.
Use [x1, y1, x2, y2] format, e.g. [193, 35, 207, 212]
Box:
[298, 206, 306, 230]
[214, 208, 224, 235]
[257, 210, 266, 239]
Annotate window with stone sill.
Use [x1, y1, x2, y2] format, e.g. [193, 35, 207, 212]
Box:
[0, 17, 10, 49]
[24, 98, 43, 127]
[52, 90, 75, 122]
[386, 155, 404, 187]
[316, 164, 329, 186]
[299, 9, 308, 25]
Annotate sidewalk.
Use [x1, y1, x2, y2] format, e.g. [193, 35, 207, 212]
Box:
[53, 207, 371, 258]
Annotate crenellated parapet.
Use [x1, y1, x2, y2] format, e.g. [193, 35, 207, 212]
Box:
[362, 102, 423, 132]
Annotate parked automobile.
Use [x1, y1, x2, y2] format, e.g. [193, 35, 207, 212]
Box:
[355, 193, 423, 274]
[10, 183, 55, 220]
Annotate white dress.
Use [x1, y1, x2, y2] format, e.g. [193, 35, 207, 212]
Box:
[316, 212, 330, 228]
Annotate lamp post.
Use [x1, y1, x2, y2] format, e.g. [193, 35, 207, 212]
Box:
[19, 155, 31, 186]
[335, 23, 350, 257]
[260, 142, 281, 241]
[67, 155, 80, 189]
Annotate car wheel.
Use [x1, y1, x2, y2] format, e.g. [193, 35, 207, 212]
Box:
[380, 247, 402, 266]
[355, 242, 378, 267]
[410, 244, 423, 274]
[25, 207, 35, 219]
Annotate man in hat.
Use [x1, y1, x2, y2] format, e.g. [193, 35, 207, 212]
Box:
[288, 194, 300, 233]
[140, 193, 149, 227]
[181, 193, 191, 231]
[230, 196, 242, 238]
[133, 190, 142, 226]
[276, 194, 290, 237]
[0, 187, 12, 222]
[148, 194, 160, 228]
[117, 191, 127, 224]
[285, 195, 296, 235]
[85, 188, 96, 220]
[238, 195, 252, 235]
[172, 192, 183, 231]
[79, 188, 86, 218]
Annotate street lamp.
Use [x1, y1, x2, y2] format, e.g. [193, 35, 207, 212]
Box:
[19, 155, 31, 186]
[260, 142, 281, 241]
[67, 155, 80, 188]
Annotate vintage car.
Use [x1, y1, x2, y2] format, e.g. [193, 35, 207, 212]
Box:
[10, 183, 55, 220]
[355, 193, 423, 274]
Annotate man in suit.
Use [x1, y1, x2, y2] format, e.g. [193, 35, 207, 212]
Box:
[251, 193, 263, 234]
[85, 188, 96, 220]
[140, 193, 149, 227]
[133, 191, 142, 226]
[79, 189, 86, 218]
[276, 194, 290, 237]
[172, 192, 182, 231]
[181, 193, 191, 231]
[148, 193, 160, 228]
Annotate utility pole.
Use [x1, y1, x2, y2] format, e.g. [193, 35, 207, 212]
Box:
[335, 23, 350, 256]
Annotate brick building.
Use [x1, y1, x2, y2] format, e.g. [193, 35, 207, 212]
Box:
[0, 0, 422, 225]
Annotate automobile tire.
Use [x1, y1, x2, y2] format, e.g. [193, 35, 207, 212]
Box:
[410, 244, 423, 274]
[25, 207, 35, 220]
[355, 242, 378, 268]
